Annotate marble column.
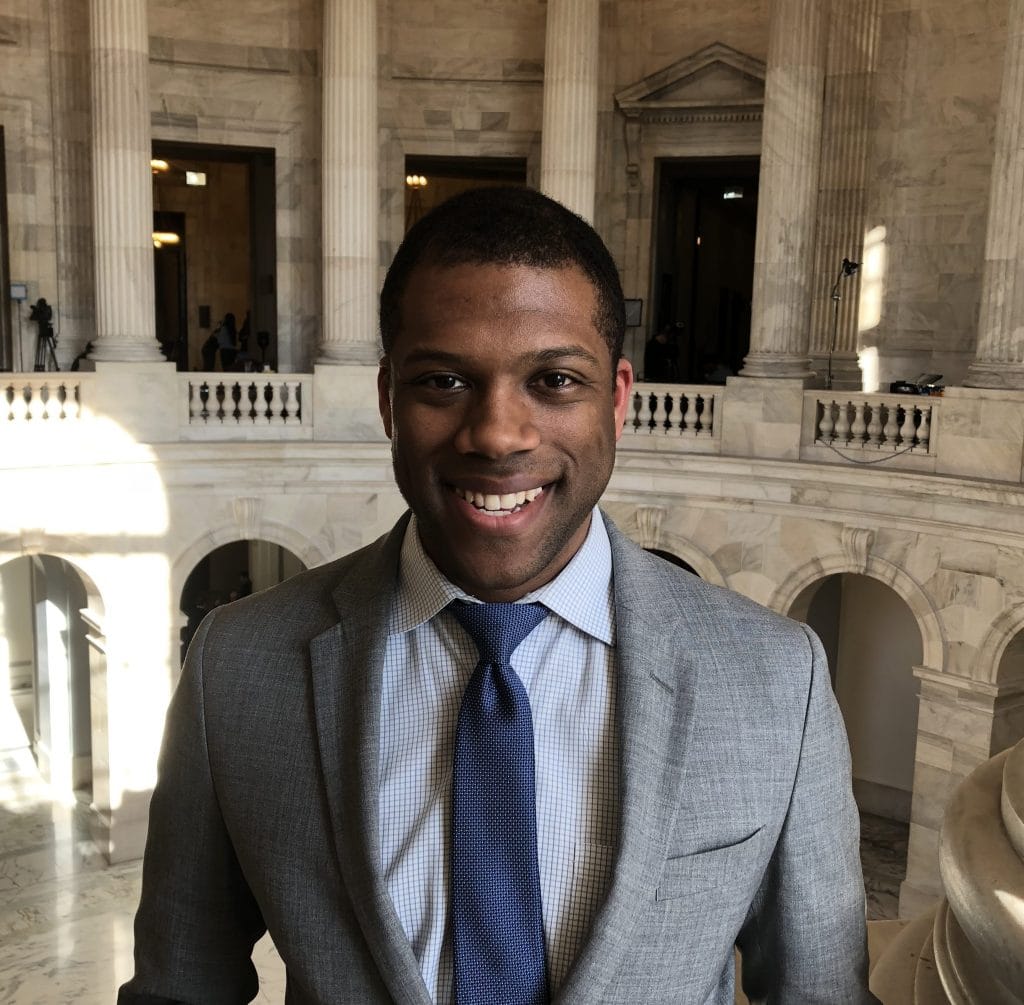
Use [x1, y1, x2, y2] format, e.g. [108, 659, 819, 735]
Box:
[540, 0, 600, 222]
[965, 0, 1024, 389]
[808, 0, 881, 390]
[88, 0, 163, 362]
[318, 0, 379, 365]
[740, 0, 827, 379]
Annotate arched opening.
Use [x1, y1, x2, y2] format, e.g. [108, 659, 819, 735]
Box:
[791, 572, 922, 918]
[646, 547, 700, 577]
[995, 627, 1024, 753]
[0, 555, 105, 804]
[179, 539, 306, 663]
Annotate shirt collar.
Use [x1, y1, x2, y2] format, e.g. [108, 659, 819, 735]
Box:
[390, 510, 614, 645]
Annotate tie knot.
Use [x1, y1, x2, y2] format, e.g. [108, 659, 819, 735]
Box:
[450, 600, 548, 666]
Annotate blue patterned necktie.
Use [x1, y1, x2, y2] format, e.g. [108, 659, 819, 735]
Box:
[449, 599, 550, 1005]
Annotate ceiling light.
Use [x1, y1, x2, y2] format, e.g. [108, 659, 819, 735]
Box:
[151, 159, 170, 173]
[152, 231, 181, 248]
[185, 171, 207, 187]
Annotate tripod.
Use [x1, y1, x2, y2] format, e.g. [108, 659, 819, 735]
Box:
[34, 325, 60, 371]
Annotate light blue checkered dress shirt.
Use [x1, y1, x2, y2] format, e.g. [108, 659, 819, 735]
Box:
[379, 511, 620, 1004]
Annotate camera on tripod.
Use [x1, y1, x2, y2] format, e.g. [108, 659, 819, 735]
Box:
[30, 297, 59, 372]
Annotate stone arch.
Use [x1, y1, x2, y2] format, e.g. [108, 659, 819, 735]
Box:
[654, 533, 728, 586]
[976, 602, 1024, 686]
[770, 554, 944, 672]
[171, 519, 327, 610]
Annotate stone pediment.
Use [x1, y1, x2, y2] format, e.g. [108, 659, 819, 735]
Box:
[615, 42, 765, 124]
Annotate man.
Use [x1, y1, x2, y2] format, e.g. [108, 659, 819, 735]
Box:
[121, 187, 875, 1003]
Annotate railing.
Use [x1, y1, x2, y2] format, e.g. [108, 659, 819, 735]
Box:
[180, 373, 313, 438]
[3, 378, 83, 421]
[811, 393, 936, 454]
[625, 383, 720, 443]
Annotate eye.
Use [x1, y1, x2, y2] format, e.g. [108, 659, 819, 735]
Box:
[536, 371, 577, 390]
[417, 373, 467, 392]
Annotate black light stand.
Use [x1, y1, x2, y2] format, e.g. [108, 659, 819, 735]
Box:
[30, 297, 59, 372]
[825, 257, 859, 390]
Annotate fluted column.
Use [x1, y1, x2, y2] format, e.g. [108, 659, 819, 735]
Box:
[740, 0, 827, 379]
[965, 0, 1024, 389]
[539, 0, 599, 222]
[318, 0, 379, 365]
[88, 0, 162, 362]
[808, 0, 881, 389]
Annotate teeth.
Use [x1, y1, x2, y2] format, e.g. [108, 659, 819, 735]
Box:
[454, 486, 544, 513]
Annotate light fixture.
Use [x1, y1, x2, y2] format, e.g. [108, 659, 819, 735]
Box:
[723, 188, 744, 200]
[185, 170, 207, 187]
[152, 231, 181, 248]
[151, 158, 170, 173]
[405, 174, 428, 188]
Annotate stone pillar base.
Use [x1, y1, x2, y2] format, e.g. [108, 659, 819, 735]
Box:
[718, 375, 808, 459]
[316, 341, 380, 366]
[89, 337, 166, 363]
[313, 363, 390, 441]
[963, 359, 1024, 389]
[808, 350, 862, 390]
[739, 351, 814, 380]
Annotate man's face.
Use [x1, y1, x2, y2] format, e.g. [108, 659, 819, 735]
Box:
[378, 261, 633, 602]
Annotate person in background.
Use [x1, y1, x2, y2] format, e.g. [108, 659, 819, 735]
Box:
[643, 322, 679, 382]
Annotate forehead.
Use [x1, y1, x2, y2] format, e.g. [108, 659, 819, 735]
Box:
[396, 261, 600, 345]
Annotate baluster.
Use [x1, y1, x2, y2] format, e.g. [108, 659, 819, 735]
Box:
[279, 382, 291, 423]
[293, 381, 303, 423]
[187, 381, 196, 422]
[898, 400, 914, 445]
[662, 392, 674, 432]
[882, 401, 898, 447]
[817, 399, 835, 441]
[683, 393, 698, 436]
[54, 384, 68, 420]
[647, 391, 659, 432]
[701, 395, 714, 436]
[916, 404, 931, 450]
[67, 383, 81, 419]
[834, 400, 851, 443]
[849, 401, 867, 444]
[199, 382, 210, 421]
[263, 381, 275, 421]
[4, 384, 13, 421]
[231, 382, 243, 422]
[28, 384, 46, 421]
[866, 401, 882, 445]
[215, 382, 226, 422]
[247, 382, 258, 421]
[39, 385, 54, 420]
[631, 391, 642, 430]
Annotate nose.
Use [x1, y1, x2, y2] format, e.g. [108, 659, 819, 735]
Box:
[453, 385, 541, 459]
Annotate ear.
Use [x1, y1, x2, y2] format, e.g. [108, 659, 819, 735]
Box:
[612, 357, 634, 442]
[377, 359, 394, 439]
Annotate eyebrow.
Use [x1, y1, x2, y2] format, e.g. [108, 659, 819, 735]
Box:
[398, 345, 604, 368]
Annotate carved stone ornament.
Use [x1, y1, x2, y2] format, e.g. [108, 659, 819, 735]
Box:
[636, 505, 666, 551]
[841, 526, 875, 574]
[232, 496, 263, 541]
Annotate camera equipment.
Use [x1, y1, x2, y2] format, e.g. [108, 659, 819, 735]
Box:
[30, 297, 59, 372]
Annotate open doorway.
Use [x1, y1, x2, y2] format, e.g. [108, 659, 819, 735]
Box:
[152, 142, 277, 372]
[651, 157, 758, 383]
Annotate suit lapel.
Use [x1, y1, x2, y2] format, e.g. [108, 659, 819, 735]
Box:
[558, 518, 703, 1003]
[309, 514, 433, 1005]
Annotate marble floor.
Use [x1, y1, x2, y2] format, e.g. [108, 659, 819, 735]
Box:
[0, 736, 908, 1003]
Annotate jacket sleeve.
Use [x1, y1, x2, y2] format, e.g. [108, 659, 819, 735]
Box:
[735, 625, 880, 1004]
[118, 610, 267, 1004]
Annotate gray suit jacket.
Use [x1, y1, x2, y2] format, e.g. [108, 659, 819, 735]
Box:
[121, 513, 874, 1004]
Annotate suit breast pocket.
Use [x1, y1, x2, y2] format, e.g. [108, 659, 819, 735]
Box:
[655, 826, 765, 902]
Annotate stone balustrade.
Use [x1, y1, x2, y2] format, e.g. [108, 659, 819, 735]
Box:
[625, 383, 720, 449]
[811, 393, 936, 453]
[870, 737, 1024, 1003]
[180, 373, 313, 440]
[6, 368, 1024, 485]
[3, 377, 84, 421]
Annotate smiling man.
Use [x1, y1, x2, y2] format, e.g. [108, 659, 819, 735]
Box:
[121, 187, 876, 1005]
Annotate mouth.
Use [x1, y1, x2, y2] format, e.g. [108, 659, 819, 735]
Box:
[451, 485, 545, 517]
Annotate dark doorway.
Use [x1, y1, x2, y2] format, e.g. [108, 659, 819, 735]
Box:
[0, 127, 12, 371]
[404, 155, 527, 232]
[652, 158, 759, 383]
[646, 548, 699, 577]
[153, 210, 187, 368]
[152, 142, 277, 371]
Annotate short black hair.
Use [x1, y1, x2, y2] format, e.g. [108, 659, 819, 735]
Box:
[379, 186, 625, 362]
